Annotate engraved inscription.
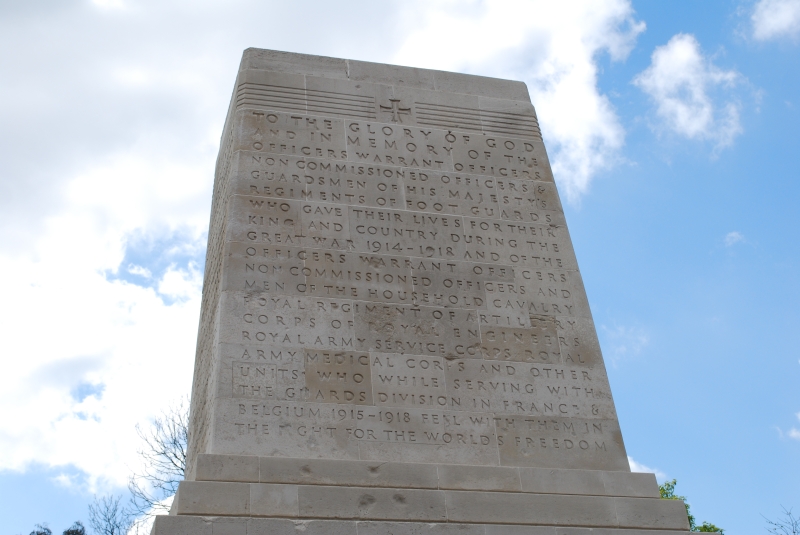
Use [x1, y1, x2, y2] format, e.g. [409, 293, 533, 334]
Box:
[199, 70, 628, 472]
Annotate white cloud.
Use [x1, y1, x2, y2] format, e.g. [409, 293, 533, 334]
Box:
[394, 0, 645, 202]
[128, 264, 152, 278]
[0, 0, 402, 490]
[129, 495, 174, 535]
[157, 263, 203, 302]
[628, 456, 667, 481]
[92, 0, 126, 9]
[752, 0, 800, 41]
[0, 0, 649, 494]
[724, 231, 745, 246]
[634, 34, 743, 150]
[52, 473, 79, 489]
[0, 250, 202, 486]
[601, 323, 649, 365]
[777, 412, 800, 441]
[789, 412, 800, 440]
[114, 68, 153, 88]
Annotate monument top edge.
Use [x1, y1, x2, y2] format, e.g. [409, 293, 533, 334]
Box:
[241, 48, 532, 102]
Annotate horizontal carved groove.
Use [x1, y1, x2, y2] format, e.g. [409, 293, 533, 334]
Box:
[307, 91, 375, 119]
[236, 94, 306, 106]
[306, 89, 374, 104]
[235, 96, 306, 108]
[482, 118, 539, 129]
[235, 83, 376, 119]
[416, 101, 542, 139]
[416, 106, 483, 128]
[480, 111, 542, 140]
[235, 82, 308, 113]
[416, 113, 483, 125]
[308, 102, 373, 111]
[480, 108, 538, 119]
[416, 119, 483, 130]
[239, 83, 306, 95]
[307, 104, 373, 113]
[308, 99, 375, 113]
[417, 113, 483, 126]
[307, 103, 374, 113]
[308, 108, 376, 119]
[233, 86, 539, 136]
[481, 120, 540, 131]
[307, 98, 374, 109]
[480, 118, 539, 130]
[416, 112, 481, 122]
[236, 85, 307, 105]
[484, 129, 542, 139]
[416, 107, 482, 119]
[416, 102, 482, 113]
[236, 99, 306, 113]
[482, 127, 542, 140]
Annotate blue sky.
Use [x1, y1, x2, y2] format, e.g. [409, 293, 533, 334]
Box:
[0, 1, 798, 534]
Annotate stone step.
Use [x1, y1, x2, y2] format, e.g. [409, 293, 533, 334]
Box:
[195, 454, 659, 498]
[154, 516, 692, 535]
[171, 481, 688, 530]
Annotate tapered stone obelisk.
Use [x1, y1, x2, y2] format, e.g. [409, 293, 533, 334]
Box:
[153, 48, 690, 535]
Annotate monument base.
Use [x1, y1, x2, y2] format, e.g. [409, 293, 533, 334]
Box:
[171, 48, 694, 535]
[153, 454, 690, 534]
[153, 517, 691, 535]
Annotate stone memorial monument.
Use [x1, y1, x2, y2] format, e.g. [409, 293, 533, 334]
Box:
[153, 49, 690, 535]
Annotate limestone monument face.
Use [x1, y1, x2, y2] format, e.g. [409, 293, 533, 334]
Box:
[154, 49, 691, 535]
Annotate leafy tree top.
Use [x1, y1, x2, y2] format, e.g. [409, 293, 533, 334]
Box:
[659, 479, 723, 534]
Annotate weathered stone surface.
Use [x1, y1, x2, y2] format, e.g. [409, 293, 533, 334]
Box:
[152, 516, 212, 535]
[170, 477, 671, 526]
[153, 517, 693, 535]
[437, 464, 520, 491]
[210, 518, 247, 535]
[258, 457, 439, 488]
[250, 483, 299, 517]
[298, 486, 447, 521]
[518, 466, 607, 495]
[602, 471, 660, 498]
[615, 497, 692, 530]
[484, 526, 555, 535]
[359, 522, 484, 535]
[191, 455, 658, 498]
[172, 47, 688, 535]
[444, 491, 619, 526]
[554, 530, 690, 535]
[174, 481, 250, 516]
[245, 518, 298, 535]
[196, 454, 260, 483]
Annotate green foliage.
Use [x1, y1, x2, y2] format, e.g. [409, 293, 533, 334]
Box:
[62, 522, 86, 535]
[659, 479, 682, 500]
[658, 479, 723, 534]
[27, 523, 85, 535]
[30, 524, 52, 535]
[659, 479, 696, 529]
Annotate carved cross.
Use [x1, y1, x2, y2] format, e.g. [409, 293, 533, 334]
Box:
[380, 99, 412, 123]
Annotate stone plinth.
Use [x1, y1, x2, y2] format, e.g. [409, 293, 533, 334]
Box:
[154, 48, 690, 535]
